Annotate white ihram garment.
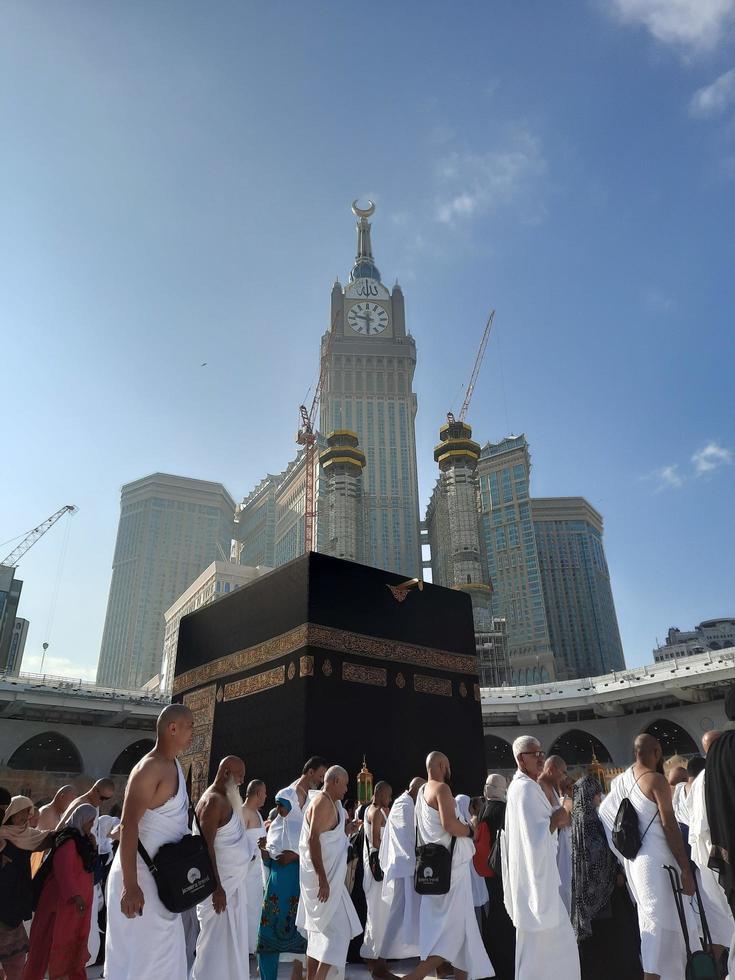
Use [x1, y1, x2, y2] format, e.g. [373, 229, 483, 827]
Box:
[503, 772, 578, 980]
[105, 759, 189, 980]
[245, 811, 265, 954]
[379, 791, 420, 959]
[360, 806, 392, 959]
[672, 782, 690, 826]
[553, 788, 573, 917]
[456, 795, 490, 911]
[600, 765, 700, 980]
[296, 796, 361, 977]
[415, 787, 494, 979]
[192, 806, 252, 980]
[688, 771, 735, 948]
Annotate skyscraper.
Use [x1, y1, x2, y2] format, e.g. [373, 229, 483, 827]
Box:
[236, 202, 422, 577]
[477, 435, 556, 682]
[97, 473, 235, 690]
[320, 202, 422, 578]
[532, 497, 625, 678]
[427, 429, 625, 683]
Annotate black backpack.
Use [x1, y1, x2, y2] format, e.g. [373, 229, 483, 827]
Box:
[137, 820, 215, 913]
[612, 769, 658, 860]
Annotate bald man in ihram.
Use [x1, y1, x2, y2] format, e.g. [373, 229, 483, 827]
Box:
[503, 736, 579, 980]
[105, 703, 194, 979]
[296, 765, 361, 980]
[406, 752, 493, 980]
[190, 755, 251, 980]
[600, 732, 697, 980]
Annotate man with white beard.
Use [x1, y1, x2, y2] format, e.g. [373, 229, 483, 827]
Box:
[503, 736, 579, 980]
[192, 756, 252, 980]
[242, 778, 268, 956]
[378, 777, 424, 962]
[296, 765, 361, 980]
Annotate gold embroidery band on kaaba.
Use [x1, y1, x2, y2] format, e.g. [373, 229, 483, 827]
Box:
[179, 684, 216, 803]
[223, 665, 285, 702]
[342, 661, 387, 687]
[173, 623, 476, 695]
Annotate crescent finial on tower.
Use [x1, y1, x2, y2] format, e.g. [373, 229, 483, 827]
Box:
[352, 199, 376, 219]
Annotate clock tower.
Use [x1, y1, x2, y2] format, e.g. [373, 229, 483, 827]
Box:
[319, 202, 422, 578]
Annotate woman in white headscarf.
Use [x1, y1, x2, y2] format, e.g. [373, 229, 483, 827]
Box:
[25, 803, 97, 980]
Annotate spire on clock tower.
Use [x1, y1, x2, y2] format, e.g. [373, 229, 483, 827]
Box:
[350, 199, 381, 283]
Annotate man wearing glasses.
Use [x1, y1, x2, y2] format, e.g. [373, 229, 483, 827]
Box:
[502, 736, 580, 980]
[56, 777, 116, 829]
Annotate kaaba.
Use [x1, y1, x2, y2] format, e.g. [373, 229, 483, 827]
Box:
[173, 552, 485, 802]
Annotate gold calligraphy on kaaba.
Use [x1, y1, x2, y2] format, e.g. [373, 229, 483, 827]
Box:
[414, 674, 452, 697]
[179, 684, 216, 802]
[223, 665, 285, 702]
[173, 622, 476, 695]
[342, 661, 387, 687]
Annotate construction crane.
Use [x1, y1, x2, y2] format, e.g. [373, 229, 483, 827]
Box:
[1, 505, 78, 567]
[296, 311, 339, 553]
[447, 309, 495, 426]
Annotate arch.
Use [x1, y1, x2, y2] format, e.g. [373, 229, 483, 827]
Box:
[484, 734, 515, 769]
[643, 718, 698, 756]
[110, 738, 155, 775]
[548, 729, 613, 765]
[7, 731, 82, 773]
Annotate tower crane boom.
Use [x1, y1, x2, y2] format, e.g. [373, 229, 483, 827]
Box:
[454, 309, 495, 424]
[297, 310, 340, 553]
[1, 505, 78, 567]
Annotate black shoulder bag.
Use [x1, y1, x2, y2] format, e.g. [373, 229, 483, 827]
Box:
[612, 769, 658, 860]
[414, 794, 457, 896]
[137, 815, 215, 913]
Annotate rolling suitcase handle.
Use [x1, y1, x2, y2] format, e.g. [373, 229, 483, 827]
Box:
[663, 865, 719, 980]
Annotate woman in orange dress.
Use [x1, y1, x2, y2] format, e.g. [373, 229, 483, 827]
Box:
[24, 803, 97, 980]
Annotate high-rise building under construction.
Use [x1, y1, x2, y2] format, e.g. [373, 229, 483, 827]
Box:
[235, 202, 422, 578]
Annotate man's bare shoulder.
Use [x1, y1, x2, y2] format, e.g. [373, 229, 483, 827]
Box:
[197, 786, 230, 823]
[128, 751, 179, 804]
[242, 804, 261, 829]
[634, 767, 667, 799]
[424, 780, 449, 807]
[309, 793, 335, 830]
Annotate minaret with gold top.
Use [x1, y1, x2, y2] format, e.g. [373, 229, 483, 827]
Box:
[319, 430, 367, 562]
[430, 415, 493, 629]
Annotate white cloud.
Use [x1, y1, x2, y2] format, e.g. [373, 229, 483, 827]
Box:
[434, 129, 547, 226]
[652, 464, 685, 491]
[691, 440, 734, 474]
[610, 0, 735, 51]
[645, 287, 676, 312]
[690, 68, 735, 116]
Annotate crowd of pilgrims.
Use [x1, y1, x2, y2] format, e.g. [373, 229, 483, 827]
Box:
[0, 684, 734, 980]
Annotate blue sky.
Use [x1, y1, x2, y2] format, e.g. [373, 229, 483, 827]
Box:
[2, 0, 734, 680]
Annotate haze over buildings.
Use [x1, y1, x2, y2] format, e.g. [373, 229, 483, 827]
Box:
[96, 474, 235, 690]
[96, 205, 626, 689]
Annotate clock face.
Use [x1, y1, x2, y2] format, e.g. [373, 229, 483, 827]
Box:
[347, 302, 390, 336]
